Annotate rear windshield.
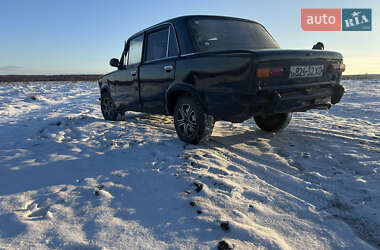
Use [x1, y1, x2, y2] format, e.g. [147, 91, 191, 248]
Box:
[188, 18, 280, 52]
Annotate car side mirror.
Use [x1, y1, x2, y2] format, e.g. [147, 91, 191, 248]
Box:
[110, 58, 120, 67]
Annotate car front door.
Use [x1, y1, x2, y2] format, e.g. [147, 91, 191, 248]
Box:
[139, 25, 179, 114]
[111, 34, 144, 112]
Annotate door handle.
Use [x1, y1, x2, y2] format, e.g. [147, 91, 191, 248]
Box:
[131, 70, 137, 76]
[163, 65, 173, 72]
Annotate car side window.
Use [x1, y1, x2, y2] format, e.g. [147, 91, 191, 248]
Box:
[128, 35, 144, 66]
[145, 27, 169, 61]
[168, 26, 179, 57]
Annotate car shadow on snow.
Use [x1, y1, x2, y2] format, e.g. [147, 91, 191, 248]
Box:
[211, 124, 378, 177]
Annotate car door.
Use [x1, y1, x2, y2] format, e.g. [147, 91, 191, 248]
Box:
[111, 34, 144, 112]
[139, 25, 179, 114]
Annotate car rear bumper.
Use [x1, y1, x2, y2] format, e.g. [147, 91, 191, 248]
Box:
[208, 81, 345, 122]
[252, 81, 345, 115]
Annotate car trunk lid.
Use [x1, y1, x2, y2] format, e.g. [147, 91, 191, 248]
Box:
[251, 49, 344, 87]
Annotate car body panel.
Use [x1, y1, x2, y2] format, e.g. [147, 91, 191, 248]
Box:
[140, 58, 176, 114]
[174, 52, 256, 121]
[104, 65, 140, 111]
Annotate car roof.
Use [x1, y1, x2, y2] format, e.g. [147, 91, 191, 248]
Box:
[128, 15, 262, 40]
[158, 15, 261, 26]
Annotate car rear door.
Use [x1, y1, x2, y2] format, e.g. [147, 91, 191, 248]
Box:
[139, 25, 179, 114]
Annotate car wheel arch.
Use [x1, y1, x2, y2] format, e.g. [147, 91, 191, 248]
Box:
[100, 84, 111, 96]
[165, 83, 206, 115]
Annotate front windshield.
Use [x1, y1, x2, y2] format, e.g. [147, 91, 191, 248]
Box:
[188, 17, 280, 52]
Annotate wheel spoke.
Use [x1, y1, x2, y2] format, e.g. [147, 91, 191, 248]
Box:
[189, 114, 196, 125]
[180, 105, 188, 119]
[176, 118, 185, 127]
[186, 108, 194, 120]
[183, 123, 189, 137]
[188, 121, 196, 130]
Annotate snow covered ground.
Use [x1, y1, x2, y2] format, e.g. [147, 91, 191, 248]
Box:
[0, 79, 379, 249]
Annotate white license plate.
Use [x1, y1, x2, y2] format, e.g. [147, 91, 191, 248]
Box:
[289, 65, 324, 78]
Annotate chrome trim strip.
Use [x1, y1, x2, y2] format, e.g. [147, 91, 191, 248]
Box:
[143, 56, 178, 64]
[180, 52, 198, 57]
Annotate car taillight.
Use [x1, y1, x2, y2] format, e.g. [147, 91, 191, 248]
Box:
[256, 67, 270, 78]
[256, 67, 284, 78]
[271, 67, 284, 76]
[329, 63, 345, 73]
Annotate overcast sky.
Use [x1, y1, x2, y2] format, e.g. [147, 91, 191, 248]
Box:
[0, 0, 379, 75]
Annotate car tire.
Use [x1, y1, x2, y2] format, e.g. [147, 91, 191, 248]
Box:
[101, 92, 118, 121]
[254, 113, 292, 132]
[174, 95, 215, 145]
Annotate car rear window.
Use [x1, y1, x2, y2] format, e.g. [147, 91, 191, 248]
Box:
[145, 28, 169, 61]
[187, 18, 280, 52]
